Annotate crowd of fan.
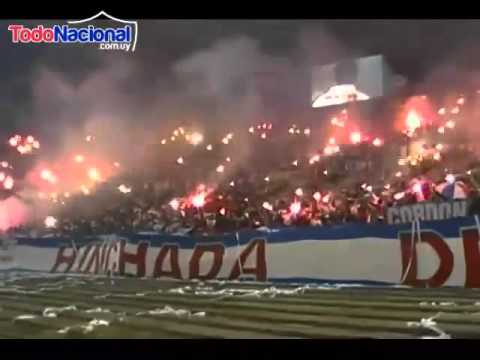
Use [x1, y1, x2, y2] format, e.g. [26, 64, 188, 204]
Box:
[9, 161, 480, 239]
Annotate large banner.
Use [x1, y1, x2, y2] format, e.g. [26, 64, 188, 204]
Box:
[4, 216, 480, 288]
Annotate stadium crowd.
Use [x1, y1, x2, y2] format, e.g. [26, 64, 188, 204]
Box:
[9, 145, 480, 238]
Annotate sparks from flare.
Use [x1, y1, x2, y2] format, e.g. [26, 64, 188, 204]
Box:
[405, 109, 422, 134]
[445, 120, 455, 129]
[191, 193, 206, 208]
[187, 132, 204, 146]
[350, 132, 362, 144]
[289, 201, 301, 215]
[3, 176, 14, 190]
[309, 154, 320, 165]
[169, 198, 180, 211]
[262, 201, 273, 211]
[44, 216, 57, 228]
[118, 184, 132, 194]
[88, 168, 101, 182]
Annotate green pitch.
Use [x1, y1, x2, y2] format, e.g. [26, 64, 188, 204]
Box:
[1, 273, 480, 338]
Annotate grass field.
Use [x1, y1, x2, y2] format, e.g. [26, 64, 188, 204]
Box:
[1, 272, 480, 338]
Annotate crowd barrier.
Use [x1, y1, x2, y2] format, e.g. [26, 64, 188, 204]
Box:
[2, 216, 480, 287]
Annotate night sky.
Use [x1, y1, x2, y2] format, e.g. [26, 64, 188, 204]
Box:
[1, 19, 480, 134]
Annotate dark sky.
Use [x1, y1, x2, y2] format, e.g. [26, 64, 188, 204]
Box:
[1, 19, 480, 133]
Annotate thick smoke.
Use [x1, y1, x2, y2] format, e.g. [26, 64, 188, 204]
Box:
[12, 33, 323, 225]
